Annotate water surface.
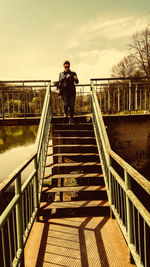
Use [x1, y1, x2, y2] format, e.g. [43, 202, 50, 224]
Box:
[0, 125, 38, 182]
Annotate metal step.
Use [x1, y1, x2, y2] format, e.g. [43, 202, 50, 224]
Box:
[53, 130, 95, 137]
[42, 185, 106, 193]
[43, 173, 105, 187]
[39, 200, 110, 218]
[41, 186, 107, 202]
[47, 152, 99, 163]
[51, 115, 92, 124]
[50, 137, 95, 140]
[49, 144, 98, 153]
[46, 162, 101, 175]
[43, 172, 103, 179]
[47, 152, 99, 157]
[48, 144, 97, 148]
[45, 161, 101, 168]
[52, 123, 93, 130]
[40, 200, 109, 209]
[50, 137, 96, 145]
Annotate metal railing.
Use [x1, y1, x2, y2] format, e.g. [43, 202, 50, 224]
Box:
[0, 82, 91, 119]
[51, 84, 91, 115]
[0, 80, 51, 119]
[91, 80, 150, 267]
[91, 77, 150, 114]
[0, 81, 51, 266]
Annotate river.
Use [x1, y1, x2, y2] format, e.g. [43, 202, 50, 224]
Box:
[0, 125, 38, 182]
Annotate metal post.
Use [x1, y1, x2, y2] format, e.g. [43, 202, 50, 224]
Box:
[123, 88, 125, 111]
[118, 85, 120, 113]
[2, 90, 4, 119]
[7, 92, 10, 115]
[140, 88, 142, 110]
[124, 170, 134, 262]
[129, 80, 131, 112]
[23, 82, 26, 119]
[108, 156, 114, 218]
[12, 92, 14, 117]
[108, 81, 110, 113]
[34, 155, 39, 210]
[145, 86, 147, 110]
[15, 173, 24, 266]
[135, 84, 137, 111]
[104, 87, 106, 113]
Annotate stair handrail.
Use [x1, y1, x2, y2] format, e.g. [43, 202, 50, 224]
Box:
[0, 81, 52, 266]
[91, 80, 150, 267]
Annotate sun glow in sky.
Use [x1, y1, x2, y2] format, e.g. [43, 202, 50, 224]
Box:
[0, 0, 150, 83]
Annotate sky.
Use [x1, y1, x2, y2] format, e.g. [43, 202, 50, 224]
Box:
[0, 0, 150, 83]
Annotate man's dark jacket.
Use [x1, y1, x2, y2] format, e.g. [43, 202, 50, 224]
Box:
[57, 70, 79, 93]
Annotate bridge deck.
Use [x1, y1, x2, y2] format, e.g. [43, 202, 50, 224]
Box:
[24, 216, 134, 267]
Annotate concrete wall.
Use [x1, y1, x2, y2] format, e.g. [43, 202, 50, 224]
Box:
[104, 114, 150, 179]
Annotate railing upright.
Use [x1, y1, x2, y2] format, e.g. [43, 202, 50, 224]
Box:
[124, 170, 134, 260]
[15, 173, 24, 266]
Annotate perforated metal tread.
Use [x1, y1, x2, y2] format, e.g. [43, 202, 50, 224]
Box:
[47, 152, 99, 157]
[40, 200, 109, 209]
[53, 130, 94, 132]
[45, 161, 101, 168]
[44, 172, 104, 179]
[49, 136, 96, 139]
[48, 144, 97, 147]
[42, 185, 106, 193]
[52, 123, 93, 125]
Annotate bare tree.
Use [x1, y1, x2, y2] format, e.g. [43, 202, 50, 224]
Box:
[129, 27, 150, 76]
[111, 55, 136, 77]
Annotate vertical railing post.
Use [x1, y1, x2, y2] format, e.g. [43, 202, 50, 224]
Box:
[108, 81, 110, 113]
[124, 170, 134, 262]
[2, 90, 4, 120]
[12, 91, 15, 117]
[49, 82, 52, 117]
[108, 155, 114, 218]
[108, 156, 112, 203]
[118, 85, 120, 113]
[135, 84, 138, 112]
[140, 87, 142, 110]
[34, 154, 39, 210]
[104, 87, 106, 113]
[129, 80, 131, 112]
[144, 86, 147, 110]
[23, 82, 26, 119]
[15, 173, 24, 266]
[7, 92, 10, 116]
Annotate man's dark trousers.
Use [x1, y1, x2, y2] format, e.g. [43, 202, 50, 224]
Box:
[62, 90, 76, 118]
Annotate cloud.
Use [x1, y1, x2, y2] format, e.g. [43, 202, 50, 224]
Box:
[70, 48, 128, 83]
[0, 47, 127, 83]
[68, 15, 149, 49]
[64, 15, 149, 82]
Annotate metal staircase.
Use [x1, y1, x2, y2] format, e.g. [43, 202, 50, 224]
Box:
[38, 116, 109, 220]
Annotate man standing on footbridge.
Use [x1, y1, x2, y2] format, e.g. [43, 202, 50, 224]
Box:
[57, 60, 79, 123]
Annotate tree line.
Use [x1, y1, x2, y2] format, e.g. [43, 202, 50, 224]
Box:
[112, 26, 150, 78]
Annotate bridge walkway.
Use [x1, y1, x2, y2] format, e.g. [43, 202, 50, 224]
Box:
[24, 115, 134, 267]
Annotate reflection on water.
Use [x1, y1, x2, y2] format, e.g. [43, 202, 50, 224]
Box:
[0, 125, 38, 182]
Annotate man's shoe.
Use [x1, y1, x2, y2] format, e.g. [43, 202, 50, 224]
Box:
[64, 112, 68, 118]
[69, 117, 74, 124]
[64, 113, 69, 123]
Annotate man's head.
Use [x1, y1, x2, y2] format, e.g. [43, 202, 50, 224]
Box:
[63, 60, 70, 72]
